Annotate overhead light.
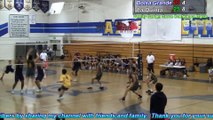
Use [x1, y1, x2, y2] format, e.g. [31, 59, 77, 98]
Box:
[49, 2, 64, 14]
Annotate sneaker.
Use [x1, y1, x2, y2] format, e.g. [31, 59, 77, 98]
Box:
[57, 97, 64, 101]
[146, 90, 151, 93]
[138, 95, 142, 100]
[138, 85, 142, 90]
[87, 87, 93, 89]
[73, 78, 77, 82]
[120, 97, 125, 101]
[20, 90, 24, 94]
[99, 86, 104, 90]
[11, 90, 15, 94]
[36, 89, 42, 93]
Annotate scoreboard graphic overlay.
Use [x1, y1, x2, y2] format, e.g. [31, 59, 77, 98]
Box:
[134, 0, 206, 14]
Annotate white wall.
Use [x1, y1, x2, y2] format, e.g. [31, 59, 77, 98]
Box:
[48, 0, 213, 45]
[1, 0, 213, 60]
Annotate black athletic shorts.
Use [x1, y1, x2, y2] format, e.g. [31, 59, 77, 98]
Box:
[95, 73, 102, 81]
[130, 83, 139, 91]
[26, 69, 35, 77]
[5, 66, 14, 74]
[36, 75, 44, 81]
[150, 79, 157, 84]
[15, 74, 24, 82]
[58, 85, 69, 91]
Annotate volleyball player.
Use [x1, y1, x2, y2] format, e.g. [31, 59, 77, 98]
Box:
[25, 48, 39, 93]
[87, 59, 104, 90]
[57, 69, 72, 101]
[144, 69, 158, 95]
[121, 67, 142, 101]
[35, 60, 44, 93]
[11, 56, 24, 94]
[0, 60, 14, 81]
[72, 56, 81, 82]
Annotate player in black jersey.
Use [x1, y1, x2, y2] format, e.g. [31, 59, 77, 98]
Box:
[0, 60, 14, 81]
[88, 59, 104, 90]
[26, 48, 39, 93]
[35, 60, 44, 93]
[72, 56, 81, 81]
[145, 70, 158, 95]
[11, 56, 24, 94]
[121, 67, 142, 101]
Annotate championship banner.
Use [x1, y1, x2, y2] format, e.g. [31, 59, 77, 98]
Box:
[9, 14, 29, 38]
[40, 0, 49, 13]
[32, 0, 40, 11]
[5, 0, 14, 10]
[0, 0, 4, 9]
[14, 0, 24, 12]
[24, 0, 32, 11]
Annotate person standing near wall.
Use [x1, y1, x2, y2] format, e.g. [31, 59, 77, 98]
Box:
[40, 50, 48, 78]
[146, 52, 155, 73]
[150, 83, 167, 120]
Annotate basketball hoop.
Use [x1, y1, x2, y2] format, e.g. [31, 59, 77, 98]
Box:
[119, 30, 134, 42]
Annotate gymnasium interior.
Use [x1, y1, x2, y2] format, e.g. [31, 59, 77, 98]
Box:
[0, 0, 213, 119]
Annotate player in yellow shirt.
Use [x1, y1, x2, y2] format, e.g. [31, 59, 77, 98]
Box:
[57, 69, 72, 101]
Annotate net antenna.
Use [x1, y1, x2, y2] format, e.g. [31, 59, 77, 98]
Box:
[119, 30, 135, 57]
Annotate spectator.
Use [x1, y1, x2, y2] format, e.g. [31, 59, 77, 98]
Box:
[150, 83, 167, 120]
[207, 58, 213, 69]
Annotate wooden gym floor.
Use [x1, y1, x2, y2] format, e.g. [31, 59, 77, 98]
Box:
[0, 61, 213, 120]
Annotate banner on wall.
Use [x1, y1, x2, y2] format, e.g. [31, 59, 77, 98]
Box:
[5, 0, 14, 10]
[40, 0, 49, 13]
[9, 14, 29, 38]
[14, 0, 24, 12]
[32, 0, 40, 11]
[103, 19, 141, 36]
[24, 0, 32, 11]
[0, 0, 4, 9]
[182, 17, 213, 38]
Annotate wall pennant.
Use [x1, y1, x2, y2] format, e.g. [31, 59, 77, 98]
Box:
[5, 0, 14, 10]
[24, 0, 32, 11]
[40, 0, 49, 13]
[14, 0, 24, 12]
[32, 0, 39, 11]
[0, 0, 4, 9]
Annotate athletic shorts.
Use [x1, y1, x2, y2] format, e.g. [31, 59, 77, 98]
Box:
[95, 73, 102, 81]
[5, 67, 14, 74]
[150, 79, 157, 84]
[58, 85, 69, 91]
[36, 75, 44, 81]
[15, 74, 24, 82]
[130, 83, 139, 91]
[26, 69, 35, 77]
[72, 67, 80, 71]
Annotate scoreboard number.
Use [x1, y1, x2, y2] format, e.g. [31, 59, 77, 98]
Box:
[182, 0, 186, 5]
[182, 7, 185, 12]
[173, 0, 180, 5]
